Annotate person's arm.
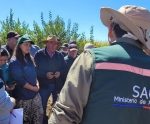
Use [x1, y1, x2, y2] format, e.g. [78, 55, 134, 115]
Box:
[55, 53, 68, 82]
[49, 51, 94, 124]
[0, 87, 15, 112]
[54, 52, 67, 77]
[34, 52, 47, 79]
[9, 61, 38, 92]
[24, 83, 39, 92]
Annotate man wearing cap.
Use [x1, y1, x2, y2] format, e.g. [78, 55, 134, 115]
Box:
[34, 35, 66, 124]
[69, 40, 77, 45]
[49, 5, 150, 124]
[64, 43, 78, 74]
[60, 43, 68, 57]
[2, 31, 20, 59]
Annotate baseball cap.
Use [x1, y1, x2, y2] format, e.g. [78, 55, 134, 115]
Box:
[7, 31, 20, 39]
[68, 44, 78, 51]
[69, 40, 77, 45]
[17, 35, 34, 45]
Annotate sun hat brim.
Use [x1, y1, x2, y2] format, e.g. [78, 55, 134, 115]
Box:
[100, 7, 145, 47]
[43, 36, 58, 44]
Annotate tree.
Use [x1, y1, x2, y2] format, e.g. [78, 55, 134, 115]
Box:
[90, 25, 94, 43]
[0, 9, 30, 44]
[39, 12, 81, 44]
[70, 23, 80, 41]
[32, 21, 44, 47]
[66, 19, 72, 42]
[0, 9, 108, 50]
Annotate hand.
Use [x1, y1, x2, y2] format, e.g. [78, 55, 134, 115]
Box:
[54, 72, 60, 78]
[36, 81, 40, 89]
[36, 83, 40, 90]
[6, 84, 16, 91]
[32, 86, 39, 92]
[46, 72, 54, 79]
[10, 97, 16, 107]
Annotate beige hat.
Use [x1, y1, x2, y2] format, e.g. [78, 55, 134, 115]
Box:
[100, 5, 150, 49]
[43, 35, 58, 43]
[84, 43, 94, 50]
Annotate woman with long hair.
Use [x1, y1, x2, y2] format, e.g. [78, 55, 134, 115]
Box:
[9, 35, 43, 124]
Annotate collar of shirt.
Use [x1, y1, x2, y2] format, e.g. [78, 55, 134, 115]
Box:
[46, 49, 55, 58]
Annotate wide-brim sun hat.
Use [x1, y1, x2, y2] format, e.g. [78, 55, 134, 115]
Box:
[100, 5, 150, 49]
[43, 35, 58, 44]
[84, 43, 94, 50]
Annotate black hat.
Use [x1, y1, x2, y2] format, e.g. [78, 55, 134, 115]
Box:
[7, 31, 20, 39]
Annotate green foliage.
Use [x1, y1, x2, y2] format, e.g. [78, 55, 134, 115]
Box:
[77, 40, 109, 53]
[0, 9, 109, 49]
[0, 9, 31, 44]
[90, 26, 94, 43]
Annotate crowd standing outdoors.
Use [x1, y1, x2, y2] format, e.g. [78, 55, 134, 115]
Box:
[0, 31, 80, 124]
[1, 4, 150, 124]
[49, 5, 150, 124]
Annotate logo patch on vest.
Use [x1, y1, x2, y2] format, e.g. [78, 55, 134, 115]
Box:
[113, 85, 150, 110]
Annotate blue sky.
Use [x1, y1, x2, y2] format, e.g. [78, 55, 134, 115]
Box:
[0, 0, 149, 41]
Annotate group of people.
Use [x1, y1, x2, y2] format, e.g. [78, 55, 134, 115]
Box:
[1, 4, 150, 124]
[0, 31, 88, 124]
[0, 33, 43, 124]
[48, 5, 150, 124]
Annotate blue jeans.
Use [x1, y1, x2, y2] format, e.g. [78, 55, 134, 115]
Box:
[39, 84, 58, 124]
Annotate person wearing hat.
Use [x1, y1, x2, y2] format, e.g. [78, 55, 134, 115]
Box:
[0, 48, 10, 84]
[84, 43, 94, 51]
[0, 48, 15, 124]
[2, 31, 20, 59]
[0, 47, 16, 92]
[60, 43, 68, 57]
[34, 35, 67, 124]
[9, 35, 43, 124]
[64, 43, 78, 74]
[69, 40, 77, 45]
[49, 5, 150, 124]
